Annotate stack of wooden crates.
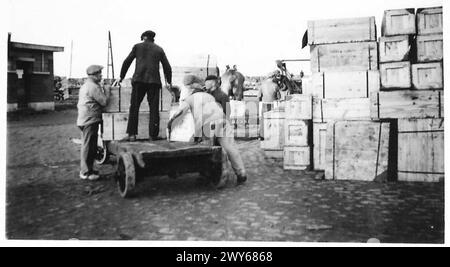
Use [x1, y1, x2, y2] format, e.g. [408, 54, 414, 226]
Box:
[307, 16, 393, 181]
[372, 7, 443, 182]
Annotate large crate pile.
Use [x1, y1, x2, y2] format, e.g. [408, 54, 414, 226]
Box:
[263, 7, 444, 182]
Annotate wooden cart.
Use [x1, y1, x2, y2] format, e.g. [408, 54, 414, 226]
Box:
[104, 140, 228, 198]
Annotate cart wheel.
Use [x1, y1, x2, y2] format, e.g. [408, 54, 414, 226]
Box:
[95, 141, 109, 165]
[116, 152, 136, 198]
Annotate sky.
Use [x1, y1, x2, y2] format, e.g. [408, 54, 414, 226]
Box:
[5, 0, 444, 78]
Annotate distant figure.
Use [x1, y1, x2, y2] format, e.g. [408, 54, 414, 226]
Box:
[76, 65, 111, 181]
[221, 67, 245, 101]
[119, 30, 172, 141]
[258, 75, 281, 102]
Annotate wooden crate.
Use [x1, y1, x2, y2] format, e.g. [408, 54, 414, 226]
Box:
[381, 9, 416, 36]
[285, 119, 310, 147]
[260, 110, 285, 150]
[379, 35, 411, 63]
[380, 61, 411, 89]
[370, 90, 443, 119]
[417, 7, 443, 35]
[412, 62, 443, 89]
[307, 16, 376, 45]
[259, 101, 283, 138]
[313, 122, 327, 170]
[283, 146, 311, 170]
[285, 95, 312, 120]
[398, 118, 444, 182]
[416, 34, 443, 63]
[313, 97, 371, 123]
[310, 41, 378, 73]
[310, 70, 379, 99]
[325, 121, 390, 181]
[102, 111, 169, 141]
[230, 100, 246, 119]
[104, 86, 173, 112]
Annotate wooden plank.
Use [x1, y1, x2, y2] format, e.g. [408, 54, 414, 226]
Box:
[417, 7, 443, 35]
[284, 119, 309, 146]
[370, 90, 443, 119]
[310, 41, 378, 73]
[325, 121, 390, 181]
[416, 34, 443, 63]
[380, 61, 411, 89]
[285, 95, 312, 120]
[307, 16, 376, 45]
[283, 146, 311, 170]
[102, 111, 169, 141]
[260, 110, 285, 150]
[313, 122, 327, 170]
[310, 70, 379, 99]
[412, 62, 443, 89]
[104, 86, 172, 113]
[397, 118, 444, 182]
[313, 97, 371, 123]
[382, 9, 416, 36]
[379, 35, 411, 63]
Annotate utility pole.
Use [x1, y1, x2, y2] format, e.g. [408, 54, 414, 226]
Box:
[107, 31, 115, 79]
[69, 40, 73, 78]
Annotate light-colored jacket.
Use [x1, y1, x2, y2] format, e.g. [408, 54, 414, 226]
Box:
[77, 78, 109, 126]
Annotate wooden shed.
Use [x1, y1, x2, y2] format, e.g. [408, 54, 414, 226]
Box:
[7, 35, 64, 111]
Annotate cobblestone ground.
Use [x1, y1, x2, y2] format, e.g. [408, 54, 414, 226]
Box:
[6, 109, 444, 243]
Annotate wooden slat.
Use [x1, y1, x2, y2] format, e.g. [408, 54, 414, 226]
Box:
[307, 17, 376, 45]
[313, 122, 327, 170]
[370, 90, 443, 119]
[310, 41, 378, 73]
[284, 119, 309, 146]
[313, 97, 371, 123]
[412, 62, 443, 90]
[325, 121, 390, 181]
[379, 35, 411, 63]
[380, 61, 411, 89]
[397, 118, 444, 182]
[283, 146, 311, 170]
[381, 9, 416, 36]
[417, 7, 443, 35]
[416, 34, 443, 63]
[310, 70, 379, 99]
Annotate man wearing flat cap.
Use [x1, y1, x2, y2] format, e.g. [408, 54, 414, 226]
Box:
[204, 75, 230, 117]
[77, 65, 111, 180]
[119, 30, 172, 141]
[167, 74, 247, 185]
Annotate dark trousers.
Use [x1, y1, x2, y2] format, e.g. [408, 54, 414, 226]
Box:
[79, 122, 99, 175]
[126, 82, 161, 138]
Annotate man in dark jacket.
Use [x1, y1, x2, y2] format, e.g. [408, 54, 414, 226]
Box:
[204, 75, 230, 118]
[119, 30, 172, 141]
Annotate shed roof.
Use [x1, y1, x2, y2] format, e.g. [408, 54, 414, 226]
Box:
[10, 41, 64, 52]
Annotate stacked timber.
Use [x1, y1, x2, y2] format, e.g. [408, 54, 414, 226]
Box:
[307, 16, 380, 175]
[283, 95, 312, 170]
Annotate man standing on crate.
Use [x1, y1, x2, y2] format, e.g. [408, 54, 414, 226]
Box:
[77, 65, 111, 181]
[119, 30, 172, 141]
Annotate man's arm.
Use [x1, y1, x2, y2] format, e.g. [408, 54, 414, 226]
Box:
[91, 84, 111, 107]
[167, 101, 189, 131]
[160, 50, 172, 85]
[119, 45, 136, 81]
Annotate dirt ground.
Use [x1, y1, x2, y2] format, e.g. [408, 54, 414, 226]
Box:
[5, 106, 444, 242]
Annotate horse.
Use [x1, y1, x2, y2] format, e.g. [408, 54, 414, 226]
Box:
[220, 67, 245, 101]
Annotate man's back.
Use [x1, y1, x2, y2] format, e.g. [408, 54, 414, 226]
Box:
[120, 41, 172, 85]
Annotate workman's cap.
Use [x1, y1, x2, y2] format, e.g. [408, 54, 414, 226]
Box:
[86, 65, 103, 75]
[205, 75, 219, 82]
[141, 30, 156, 40]
[183, 74, 204, 86]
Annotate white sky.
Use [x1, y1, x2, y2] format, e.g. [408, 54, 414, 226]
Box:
[6, 0, 443, 78]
